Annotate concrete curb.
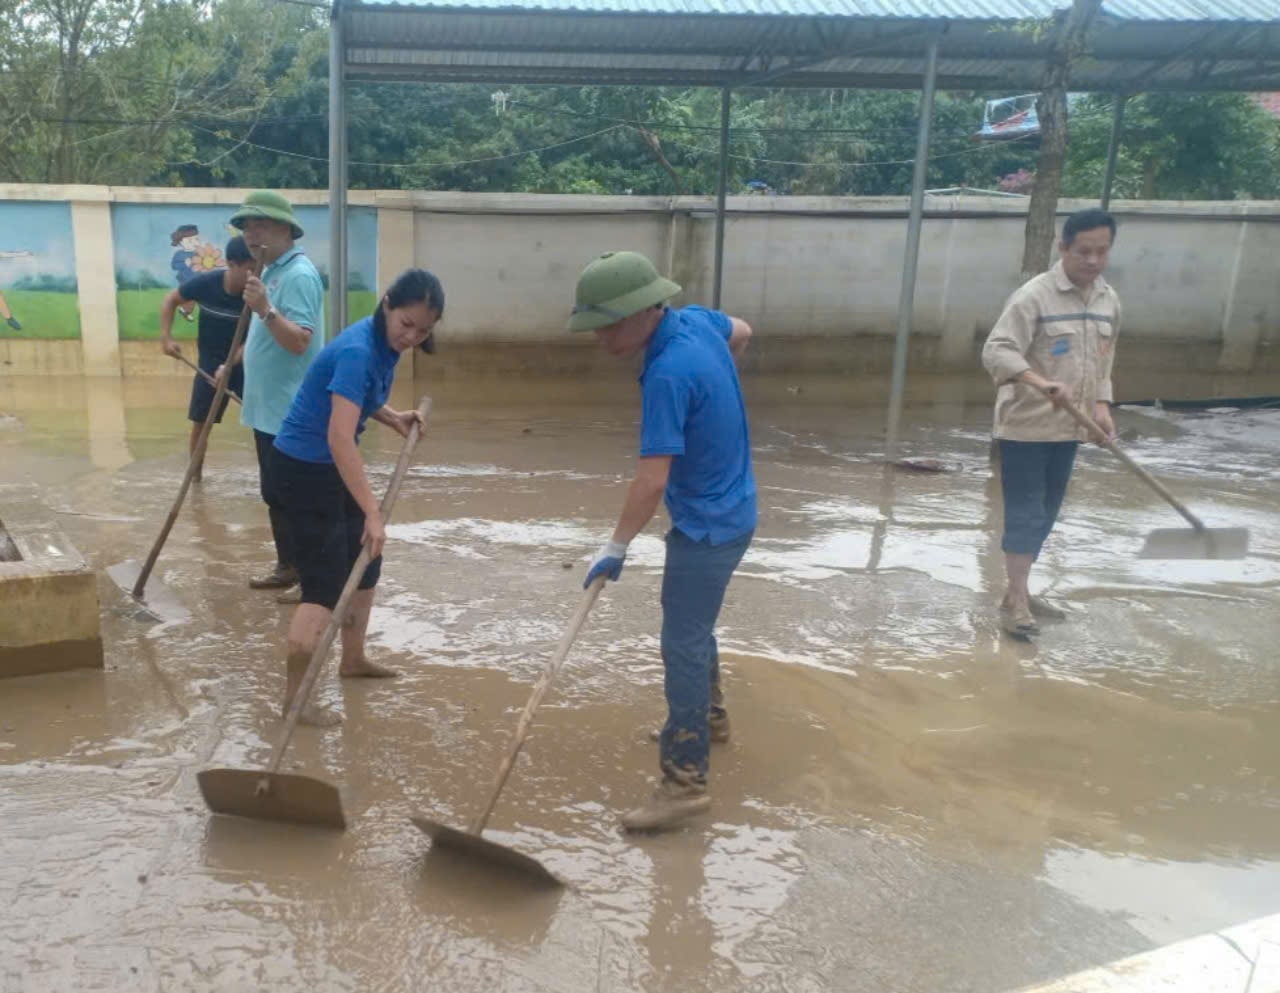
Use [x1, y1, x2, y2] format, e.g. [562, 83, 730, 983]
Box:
[1017, 912, 1280, 993]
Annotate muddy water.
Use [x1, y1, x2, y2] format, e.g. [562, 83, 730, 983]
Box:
[1, 371, 1278, 993]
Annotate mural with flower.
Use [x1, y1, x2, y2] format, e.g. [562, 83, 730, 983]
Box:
[111, 202, 377, 340]
[190, 242, 225, 274]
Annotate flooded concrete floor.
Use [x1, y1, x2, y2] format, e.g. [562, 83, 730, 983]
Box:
[1, 371, 1278, 993]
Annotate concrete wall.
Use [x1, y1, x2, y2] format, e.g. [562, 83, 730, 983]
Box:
[2, 185, 1278, 377]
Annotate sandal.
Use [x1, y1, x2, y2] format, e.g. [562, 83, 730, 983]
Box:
[1000, 603, 1039, 640]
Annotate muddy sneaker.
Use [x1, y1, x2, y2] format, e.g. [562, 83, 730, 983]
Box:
[648, 712, 731, 744]
[276, 588, 302, 605]
[1000, 603, 1039, 640]
[250, 565, 298, 590]
[1028, 596, 1068, 621]
[620, 779, 711, 833]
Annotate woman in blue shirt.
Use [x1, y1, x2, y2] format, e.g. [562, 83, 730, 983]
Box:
[271, 268, 443, 725]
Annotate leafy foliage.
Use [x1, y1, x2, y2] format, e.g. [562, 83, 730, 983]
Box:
[0, 0, 1275, 200]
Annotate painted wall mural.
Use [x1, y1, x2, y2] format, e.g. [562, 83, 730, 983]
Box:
[0, 201, 81, 340]
[111, 203, 378, 341]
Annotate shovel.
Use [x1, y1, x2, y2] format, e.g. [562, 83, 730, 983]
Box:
[109, 270, 259, 622]
[410, 577, 605, 887]
[197, 397, 433, 830]
[1056, 394, 1248, 560]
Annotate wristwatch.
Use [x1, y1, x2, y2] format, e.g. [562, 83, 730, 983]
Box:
[263, 306, 278, 324]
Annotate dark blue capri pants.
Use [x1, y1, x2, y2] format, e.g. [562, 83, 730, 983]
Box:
[998, 440, 1078, 558]
[272, 448, 382, 609]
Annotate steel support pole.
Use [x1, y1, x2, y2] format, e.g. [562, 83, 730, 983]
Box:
[884, 37, 938, 461]
[712, 87, 731, 309]
[1101, 94, 1128, 211]
[327, 1, 347, 341]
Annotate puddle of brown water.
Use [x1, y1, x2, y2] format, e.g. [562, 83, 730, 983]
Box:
[1, 372, 1278, 992]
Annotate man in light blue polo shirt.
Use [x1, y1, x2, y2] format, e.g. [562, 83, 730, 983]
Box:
[228, 190, 324, 591]
[571, 251, 756, 833]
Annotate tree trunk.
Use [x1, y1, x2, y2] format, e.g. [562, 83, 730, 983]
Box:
[1020, 0, 1104, 279]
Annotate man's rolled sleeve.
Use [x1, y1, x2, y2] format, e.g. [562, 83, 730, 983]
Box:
[982, 292, 1039, 386]
[278, 270, 323, 334]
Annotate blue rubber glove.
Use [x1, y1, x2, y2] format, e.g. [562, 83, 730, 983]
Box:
[584, 539, 628, 589]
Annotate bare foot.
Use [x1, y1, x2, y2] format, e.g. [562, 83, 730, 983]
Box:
[298, 703, 344, 727]
[339, 658, 399, 679]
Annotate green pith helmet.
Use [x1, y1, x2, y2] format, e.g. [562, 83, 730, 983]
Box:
[230, 190, 304, 239]
[568, 251, 681, 332]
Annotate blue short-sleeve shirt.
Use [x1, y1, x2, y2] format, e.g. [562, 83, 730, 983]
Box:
[240, 247, 325, 436]
[273, 316, 401, 464]
[639, 306, 757, 544]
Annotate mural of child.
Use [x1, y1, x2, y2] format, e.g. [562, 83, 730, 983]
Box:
[170, 224, 201, 322]
[0, 288, 20, 331]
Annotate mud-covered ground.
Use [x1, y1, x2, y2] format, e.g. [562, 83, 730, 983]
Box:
[1, 371, 1277, 993]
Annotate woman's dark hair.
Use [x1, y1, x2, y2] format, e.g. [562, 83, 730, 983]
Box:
[1062, 208, 1116, 246]
[373, 268, 445, 353]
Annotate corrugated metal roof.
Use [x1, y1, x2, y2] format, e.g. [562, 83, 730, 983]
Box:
[343, 0, 1280, 91]
[355, 0, 1280, 21]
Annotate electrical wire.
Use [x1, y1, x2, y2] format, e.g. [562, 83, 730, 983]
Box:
[169, 121, 629, 170]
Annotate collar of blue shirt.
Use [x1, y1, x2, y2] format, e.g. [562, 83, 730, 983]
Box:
[641, 307, 681, 377]
[369, 316, 398, 367]
[264, 245, 305, 275]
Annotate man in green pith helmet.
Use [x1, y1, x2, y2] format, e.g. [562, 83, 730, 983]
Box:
[222, 190, 325, 593]
[570, 250, 756, 833]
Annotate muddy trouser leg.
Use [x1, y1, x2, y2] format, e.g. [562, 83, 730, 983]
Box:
[254, 430, 295, 570]
[658, 527, 753, 787]
[708, 633, 726, 723]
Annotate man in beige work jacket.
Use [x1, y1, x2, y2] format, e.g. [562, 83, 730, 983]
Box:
[982, 208, 1121, 639]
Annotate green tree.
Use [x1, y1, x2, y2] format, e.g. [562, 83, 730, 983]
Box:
[0, 0, 323, 185]
[1064, 93, 1280, 201]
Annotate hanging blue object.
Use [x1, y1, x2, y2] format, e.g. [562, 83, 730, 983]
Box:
[976, 93, 1087, 142]
[976, 94, 1041, 140]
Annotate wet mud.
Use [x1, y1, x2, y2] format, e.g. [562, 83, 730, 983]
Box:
[1, 371, 1278, 992]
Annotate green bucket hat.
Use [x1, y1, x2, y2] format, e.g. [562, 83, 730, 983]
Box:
[568, 251, 681, 332]
[230, 190, 304, 240]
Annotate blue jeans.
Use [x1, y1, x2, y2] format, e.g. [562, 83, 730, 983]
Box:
[658, 526, 753, 787]
[998, 440, 1078, 558]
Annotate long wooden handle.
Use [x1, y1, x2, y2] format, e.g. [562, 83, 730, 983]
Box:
[173, 352, 242, 406]
[268, 397, 433, 774]
[469, 577, 605, 835]
[1054, 393, 1207, 533]
[132, 270, 260, 600]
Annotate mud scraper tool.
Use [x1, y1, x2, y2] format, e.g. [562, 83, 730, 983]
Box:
[1056, 392, 1248, 560]
[410, 577, 605, 887]
[198, 398, 432, 830]
[107, 262, 261, 623]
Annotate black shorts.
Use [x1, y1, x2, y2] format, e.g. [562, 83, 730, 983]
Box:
[272, 448, 382, 610]
[188, 348, 245, 424]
